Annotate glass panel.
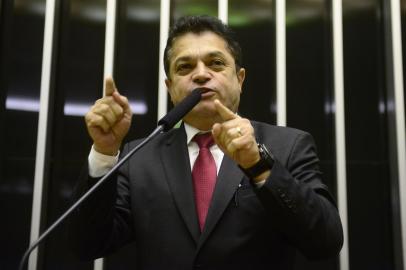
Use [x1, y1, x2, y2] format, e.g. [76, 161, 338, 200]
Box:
[172, 0, 218, 20]
[103, 0, 160, 268]
[342, 1, 396, 269]
[113, 0, 160, 140]
[41, 0, 106, 269]
[402, 0, 406, 133]
[0, 1, 44, 269]
[286, 1, 337, 269]
[229, 0, 276, 124]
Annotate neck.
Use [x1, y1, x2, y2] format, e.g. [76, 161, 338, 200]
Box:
[183, 117, 218, 131]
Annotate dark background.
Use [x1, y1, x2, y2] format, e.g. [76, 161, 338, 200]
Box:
[0, 0, 405, 269]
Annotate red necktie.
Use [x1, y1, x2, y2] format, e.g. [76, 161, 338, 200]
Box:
[192, 133, 217, 231]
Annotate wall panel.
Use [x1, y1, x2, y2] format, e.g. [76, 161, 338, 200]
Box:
[0, 1, 44, 269]
[342, 1, 396, 269]
[286, 1, 337, 269]
[229, 0, 276, 124]
[40, 0, 106, 269]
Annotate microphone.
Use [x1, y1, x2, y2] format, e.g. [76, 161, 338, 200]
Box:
[18, 88, 202, 270]
[158, 87, 203, 131]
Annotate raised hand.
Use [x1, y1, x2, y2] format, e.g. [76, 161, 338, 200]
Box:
[211, 99, 260, 169]
[85, 77, 132, 156]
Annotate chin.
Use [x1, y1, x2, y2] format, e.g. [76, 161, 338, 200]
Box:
[184, 105, 217, 124]
[195, 102, 217, 116]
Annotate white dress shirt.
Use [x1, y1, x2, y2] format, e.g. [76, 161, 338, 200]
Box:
[88, 123, 265, 187]
[88, 123, 223, 177]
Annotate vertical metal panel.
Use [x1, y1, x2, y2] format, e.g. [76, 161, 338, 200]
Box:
[94, 259, 104, 270]
[158, 0, 170, 120]
[390, 0, 406, 267]
[95, 1, 117, 269]
[29, 0, 56, 269]
[103, 0, 117, 82]
[218, 0, 228, 23]
[332, 1, 349, 270]
[230, 1, 275, 124]
[275, 0, 286, 126]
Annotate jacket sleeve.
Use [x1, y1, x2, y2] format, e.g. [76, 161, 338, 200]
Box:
[254, 132, 343, 259]
[68, 144, 134, 261]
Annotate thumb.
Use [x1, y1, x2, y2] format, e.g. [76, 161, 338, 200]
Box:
[104, 76, 117, 96]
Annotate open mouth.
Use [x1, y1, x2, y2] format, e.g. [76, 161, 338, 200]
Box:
[194, 87, 215, 98]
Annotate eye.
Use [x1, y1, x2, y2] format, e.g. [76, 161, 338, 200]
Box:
[176, 63, 192, 71]
[211, 59, 225, 66]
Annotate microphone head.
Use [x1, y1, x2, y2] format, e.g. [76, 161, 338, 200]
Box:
[158, 88, 203, 131]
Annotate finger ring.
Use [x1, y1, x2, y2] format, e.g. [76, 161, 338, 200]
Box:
[236, 126, 243, 136]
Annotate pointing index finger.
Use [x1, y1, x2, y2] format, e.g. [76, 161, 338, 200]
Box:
[214, 99, 239, 121]
[104, 76, 117, 96]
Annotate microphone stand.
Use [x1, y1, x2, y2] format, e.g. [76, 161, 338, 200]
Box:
[18, 125, 164, 270]
[18, 87, 202, 270]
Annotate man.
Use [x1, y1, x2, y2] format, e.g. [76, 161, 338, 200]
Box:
[70, 15, 343, 269]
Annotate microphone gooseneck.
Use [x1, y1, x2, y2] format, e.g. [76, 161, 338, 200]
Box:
[18, 88, 202, 270]
[158, 87, 203, 131]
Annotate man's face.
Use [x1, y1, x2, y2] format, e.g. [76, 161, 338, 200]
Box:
[165, 31, 245, 129]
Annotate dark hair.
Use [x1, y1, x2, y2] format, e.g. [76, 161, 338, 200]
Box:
[163, 15, 242, 77]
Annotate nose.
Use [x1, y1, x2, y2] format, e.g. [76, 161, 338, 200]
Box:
[192, 62, 211, 85]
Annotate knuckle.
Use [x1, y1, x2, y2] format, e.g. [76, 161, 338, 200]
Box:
[89, 116, 99, 126]
[226, 128, 234, 137]
[99, 103, 110, 113]
[85, 111, 92, 121]
[90, 104, 98, 113]
[113, 105, 124, 116]
[117, 104, 124, 113]
[86, 114, 97, 125]
[96, 97, 108, 105]
[241, 118, 249, 123]
[96, 96, 112, 105]
[93, 115, 105, 125]
[232, 139, 242, 148]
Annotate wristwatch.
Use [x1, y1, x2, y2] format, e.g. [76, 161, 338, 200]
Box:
[239, 143, 274, 179]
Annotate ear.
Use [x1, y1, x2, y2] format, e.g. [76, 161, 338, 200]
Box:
[237, 68, 245, 91]
[165, 78, 172, 93]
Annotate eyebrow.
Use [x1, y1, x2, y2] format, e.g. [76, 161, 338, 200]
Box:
[173, 56, 192, 67]
[173, 50, 228, 66]
[207, 51, 227, 59]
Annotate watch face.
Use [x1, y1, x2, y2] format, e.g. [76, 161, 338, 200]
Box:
[258, 144, 268, 157]
[258, 144, 274, 166]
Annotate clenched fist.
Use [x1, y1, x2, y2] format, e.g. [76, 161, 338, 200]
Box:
[85, 77, 132, 156]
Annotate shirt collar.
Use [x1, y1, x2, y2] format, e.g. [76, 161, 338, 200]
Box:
[184, 123, 212, 145]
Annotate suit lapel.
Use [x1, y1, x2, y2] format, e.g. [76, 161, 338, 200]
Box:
[196, 154, 244, 251]
[160, 127, 245, 248]
[160, 128, 200, 244]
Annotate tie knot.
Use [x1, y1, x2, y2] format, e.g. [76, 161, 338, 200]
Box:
[193, 133, 214, 149]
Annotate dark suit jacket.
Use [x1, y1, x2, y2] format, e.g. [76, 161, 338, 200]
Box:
[69, 121, 343, 270]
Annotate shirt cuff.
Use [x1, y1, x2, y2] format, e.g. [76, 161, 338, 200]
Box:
[254, 179, 266, 188]
[88, 145, 119, 178]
